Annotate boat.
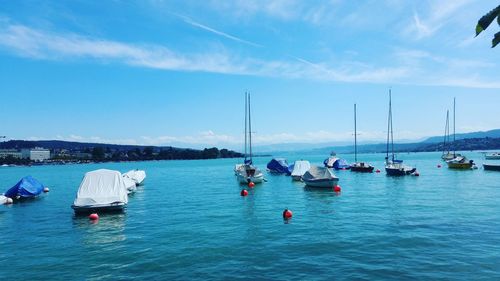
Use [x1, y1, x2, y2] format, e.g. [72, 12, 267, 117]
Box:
[324, 155, 350, 170]
[71, 169, 128, 214]
[483, 163, 500, 171]
[350, 103, 375, 173]
[266, 158, 289, 174]
[122, 175, 137, 194]
[485, 152, 500, 160]
[446, 98, 475, 169]
[123, 169, 146, 186]
[235, 92, 264, 184]
[302, 166, 339, 188]
[384, 90, 417, 176]
[441, 110, 459, 161]
[290, 160, 311, 181]
[4, 176, 45, 200]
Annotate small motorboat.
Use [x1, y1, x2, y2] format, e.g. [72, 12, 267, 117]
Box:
[302, 166, 339, 188]
[483, 163, 500, 171]
[485, 152, 500, 160]
[290, 160, 311, 181]
[123, 169, 146, 186]
[266, 158, 289, 174]
[4, 176, 45, 201]
[122, 175, 137, 194]
[71, 169, 128, 214]
[350, 162, 374, 173]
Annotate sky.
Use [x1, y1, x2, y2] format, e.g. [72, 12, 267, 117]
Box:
[0, 0, 499, 150]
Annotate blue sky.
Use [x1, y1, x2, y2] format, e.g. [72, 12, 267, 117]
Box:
[0, 0, 499, 149]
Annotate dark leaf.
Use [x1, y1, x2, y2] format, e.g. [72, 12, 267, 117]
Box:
[493, 31, 500, 48]
[476, 5, 500, 36]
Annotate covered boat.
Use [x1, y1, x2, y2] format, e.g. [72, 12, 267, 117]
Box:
[122, 176, 137, 194]
[4, 176, 45, 200]
[266, 158, 289, 174]
[290, 160, 311, 181]
[71, 169, 128, 214]
[302, 166, 339, 188]
[123, 169, 146, 186]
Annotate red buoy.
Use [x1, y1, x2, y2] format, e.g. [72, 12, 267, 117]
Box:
[240, 189, 248, 196]
[89, 213, 99, 220]
[375, 169, 381, 173]
[43, 187, 50, 193]
[437, 164, 442, 168]
[283, 209, 293, 219]
[333, 185, 341, 192]
[248, 182, 255, 188]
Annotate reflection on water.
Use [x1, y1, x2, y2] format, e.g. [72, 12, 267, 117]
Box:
[72, 213, 127, 244]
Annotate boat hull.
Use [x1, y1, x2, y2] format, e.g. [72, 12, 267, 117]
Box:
[303, 178, 339, 188]
[71, 202, 126, 215]
[291, 175, 302, 181]
[485, 155, 500, 160]
[447, 162, 473, 169]
[236, 173, 264, 184]
[483, 164, 500, 171]
[385, 167, 416, 176]
[350, 163, 374, 173]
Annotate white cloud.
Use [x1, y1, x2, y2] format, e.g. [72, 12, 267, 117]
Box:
[0, 20, 498, 88]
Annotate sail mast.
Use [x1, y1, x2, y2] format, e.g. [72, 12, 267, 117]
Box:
[248, 92, 253, 163]
[453, 97, 456, 157]
[389, 90, 395, 162]
[442, 110, 449, 156]
[354, 103, 358, 163]
[244, 92, 248, 162]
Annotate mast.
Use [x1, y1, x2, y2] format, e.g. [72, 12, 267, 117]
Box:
[386, 90, 391, 163]
[244, 92, 248, 162]
[248, 92, 253, 163]
[354, 103, 358, 163]
[453, 97, 456, 157]
[390, 91, 394, 162]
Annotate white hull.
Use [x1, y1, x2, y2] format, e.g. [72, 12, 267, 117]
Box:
[303, 178, 339, 188]
[485, 153, 500, 160]
[237, 173, 264, 184]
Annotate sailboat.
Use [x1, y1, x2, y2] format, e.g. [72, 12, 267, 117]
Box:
[385, 90, 417, 176]
[235, 92, 264, 184]
[441, 110, 456, 160]
[446, 98, 475, 169]
[350, 104, 374, 172]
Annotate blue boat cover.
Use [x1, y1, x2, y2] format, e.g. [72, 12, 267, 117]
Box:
[267, 158, 289, 174]
[333, 158, 350, 170]
[4, 176, 44, 198]
[287, 164, 295, 175]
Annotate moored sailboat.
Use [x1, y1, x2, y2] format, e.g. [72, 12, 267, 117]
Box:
[446, 98, 475, 169]
[235, 92, 264, 184]
[384, 91, 417, 176]
[350, 103, 374, 173]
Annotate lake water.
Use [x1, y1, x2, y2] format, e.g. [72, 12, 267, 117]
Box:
[1, 151, 499, 280]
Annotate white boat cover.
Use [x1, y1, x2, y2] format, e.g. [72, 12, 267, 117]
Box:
[291, 160, 311, 178]
[122, 176, 137, 194]
[302, 166, 336, 181]
[0, 195, 7, 204]
[73, 169, 128, 207]
[123, 169, 146, 185]
[325, 157, 338, 168]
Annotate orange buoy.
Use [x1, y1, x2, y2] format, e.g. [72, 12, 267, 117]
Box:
[43, 187, 50, 193]
[89, 213, 99, 220]
[283, 209, 293, 219]
[333, 185, 341, 192]
[240, 189, 248, 196]
[375, 169, 381, 173]
[248, 182, 255, 188]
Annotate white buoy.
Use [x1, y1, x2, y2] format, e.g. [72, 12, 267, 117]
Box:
[43, 187, 50, 193]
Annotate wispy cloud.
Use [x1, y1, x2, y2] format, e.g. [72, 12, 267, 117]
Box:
[175, 14, 263, 47]
[0, 20, 498, 89]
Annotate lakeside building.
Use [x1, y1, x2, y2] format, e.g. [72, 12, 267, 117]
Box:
[0, 149, 22, 159]
[21, 148, 51, 162]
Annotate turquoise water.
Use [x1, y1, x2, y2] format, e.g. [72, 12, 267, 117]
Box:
[1, 151, 499, 280]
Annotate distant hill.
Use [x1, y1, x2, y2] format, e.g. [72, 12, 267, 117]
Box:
[422, 129, 500, 143]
